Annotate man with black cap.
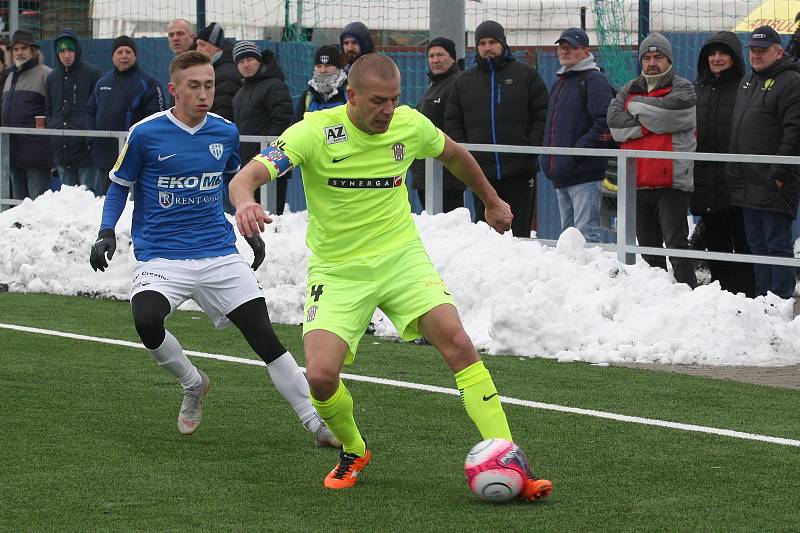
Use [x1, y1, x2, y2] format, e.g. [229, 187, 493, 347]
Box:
[86, 35, 164, 194]
[691, 31, 755, 297]
[541, 27, 615, 243]
[339, 21, 374, 73]
[445, 20, 549, 237]
[196, 22, 241, 122]
[232, 40, 293, 214]
[46, 29, 103, 194]
[296, 44, 348, 119]
[411, 36, 465, 212]
[607, 32, 698, 288]
[728, 25, 800, 302]
[0, 29, 53, 200]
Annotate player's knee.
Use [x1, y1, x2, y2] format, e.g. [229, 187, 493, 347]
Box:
[131, 292, 169, 349]
[306, 366, 339, 400]
[132, 308, 166, 349]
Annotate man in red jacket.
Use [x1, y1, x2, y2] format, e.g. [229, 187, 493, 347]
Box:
[607, 32, 697, 288]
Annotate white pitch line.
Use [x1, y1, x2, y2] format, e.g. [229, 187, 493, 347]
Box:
[3, 322, 799, 448]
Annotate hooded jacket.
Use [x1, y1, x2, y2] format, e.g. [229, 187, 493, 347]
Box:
[540, 53, 614, 188]
[45, 29, 103, 168]
[232, 49, 293, 162]
[444, 49, 549, 181]
[727, 54, 800, 216]
[411, 62, 464, 191]
[85, 62, 165, 169]
[691, 31, 745, 215]
[1, 53, 53, 168]
[607, 68, 696, 191]
[339, 22, 374, 72]
[211, 45, 242, 122]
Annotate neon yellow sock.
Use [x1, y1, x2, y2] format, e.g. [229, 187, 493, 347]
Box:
[311, 380, 366, 456]
[455, 361, 512, 441]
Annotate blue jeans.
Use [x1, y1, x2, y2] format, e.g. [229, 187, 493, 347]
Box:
[555, 180, 602, 243]
[58, 165, 101, 196]
[741, 207, 796, 299]
[10, 167, 52, 200]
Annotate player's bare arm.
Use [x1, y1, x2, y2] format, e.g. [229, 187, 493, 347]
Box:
[436, 134, 513, 234]
[229, 159, 274, 238]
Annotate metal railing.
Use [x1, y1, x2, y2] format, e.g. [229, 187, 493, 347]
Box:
[0, 128, 280, 214]
[3, 126, 800, 270]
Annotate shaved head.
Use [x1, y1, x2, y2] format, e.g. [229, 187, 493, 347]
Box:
[348, 53, 400, 92]
[345, 54, 402, 134]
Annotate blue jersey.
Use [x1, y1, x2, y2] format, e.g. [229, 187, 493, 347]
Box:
[110, 110, 241, 261]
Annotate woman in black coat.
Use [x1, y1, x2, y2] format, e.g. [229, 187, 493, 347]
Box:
[692, 31, 755, 297]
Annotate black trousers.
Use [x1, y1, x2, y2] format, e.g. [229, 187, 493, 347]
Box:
[473, 177, 535, 238]
[416, 189, 465, 213]
[636, 188, 697, 288]
[702, 208, 756, 297]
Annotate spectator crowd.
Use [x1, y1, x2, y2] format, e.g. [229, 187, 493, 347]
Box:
[1, 20, 799, 304]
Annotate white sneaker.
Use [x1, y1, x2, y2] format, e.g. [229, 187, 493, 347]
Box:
[304, 414, 341, 448]
[178, 369, 210, 435]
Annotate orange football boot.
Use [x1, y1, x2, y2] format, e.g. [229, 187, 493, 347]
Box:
[323, 449, 372, 489]
[520, 476, 553, 501]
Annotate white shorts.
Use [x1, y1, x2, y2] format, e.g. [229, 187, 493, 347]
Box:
[129, 254, 262, 329]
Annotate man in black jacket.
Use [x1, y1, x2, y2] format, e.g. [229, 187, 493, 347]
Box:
[692, 31, 754, 297]
[728, 26, 800, 301]
[232, 41, 293, 214]
[196, 22, 240, 122]
[410, 37, 464, 213]
[46, 29, 102, 194]
[1, 29, 53, 200]
[444, 20, 548, 237]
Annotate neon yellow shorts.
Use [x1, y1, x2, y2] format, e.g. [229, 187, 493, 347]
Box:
[302, 239, 455, 364]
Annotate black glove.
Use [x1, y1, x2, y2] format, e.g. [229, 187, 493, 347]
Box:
[245, 234, 265, 271]
[89, 229, 117, 272]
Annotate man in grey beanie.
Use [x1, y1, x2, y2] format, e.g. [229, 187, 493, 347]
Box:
[607, 32, 698, 288]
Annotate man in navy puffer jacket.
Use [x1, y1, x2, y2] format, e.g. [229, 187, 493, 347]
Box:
[541, 28, 614, 243]
[445, 20, 548, 237]
[86, 35, 164, 193]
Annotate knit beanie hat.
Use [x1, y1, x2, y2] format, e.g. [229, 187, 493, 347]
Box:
[197, 22, 225, 49]
[314, 45, 343, 68]
[112, 35, 136, 55]
[56, 37, 77, 53]
[475, 20, 507, 47]
[427, 37, 457, 60]
[639, 32, 673, 64]
[233, 40, 262, 64]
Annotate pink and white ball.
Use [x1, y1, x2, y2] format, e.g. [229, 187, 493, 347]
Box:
[464, 438, 530, 502]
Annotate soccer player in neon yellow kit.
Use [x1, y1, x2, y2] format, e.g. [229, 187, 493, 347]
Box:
[230, 54, 552, 499]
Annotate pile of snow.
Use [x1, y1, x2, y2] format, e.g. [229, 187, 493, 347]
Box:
[2, 186, 799, 366]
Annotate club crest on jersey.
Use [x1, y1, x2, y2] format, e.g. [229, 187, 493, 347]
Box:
[208, 143, 224, 160]
[392, 143, 405, 162]
[159, 191, 174, 208]
[324, 124, 348, 144]
[306, 305, 318, 322]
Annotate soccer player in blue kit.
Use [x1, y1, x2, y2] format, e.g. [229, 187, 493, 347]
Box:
[88, 50, 339, 446]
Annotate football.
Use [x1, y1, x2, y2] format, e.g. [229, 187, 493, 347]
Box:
[463, 438, 529, 502]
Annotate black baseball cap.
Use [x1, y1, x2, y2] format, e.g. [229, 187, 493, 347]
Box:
[556, 27, 589, 47]
[746, 25, 782, 48]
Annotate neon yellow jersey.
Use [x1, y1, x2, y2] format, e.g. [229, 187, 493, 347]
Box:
[267, 105, 445, 262]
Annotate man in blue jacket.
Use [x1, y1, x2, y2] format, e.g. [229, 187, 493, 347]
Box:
[86, 35, 164, 194]
[46, 29, 102, 194]
[541, 28, 614, 243]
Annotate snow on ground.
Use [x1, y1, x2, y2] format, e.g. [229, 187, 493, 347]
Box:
[2, 186, 799, 366]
